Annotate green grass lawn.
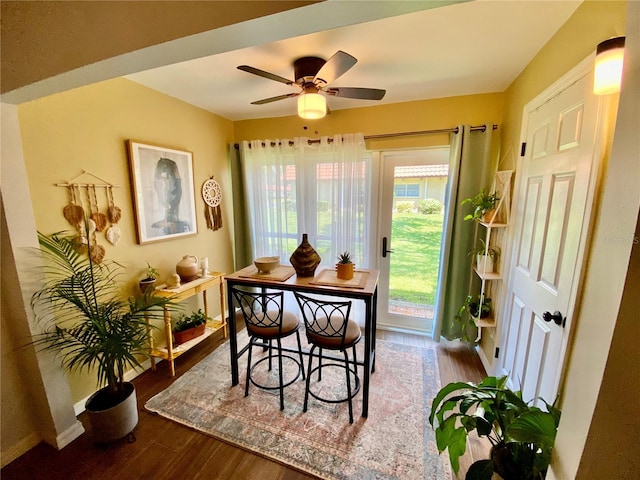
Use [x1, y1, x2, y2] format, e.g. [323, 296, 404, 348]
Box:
[389, 213, 444, 306]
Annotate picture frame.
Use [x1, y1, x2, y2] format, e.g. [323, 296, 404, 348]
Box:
[127, 140, 198, 244]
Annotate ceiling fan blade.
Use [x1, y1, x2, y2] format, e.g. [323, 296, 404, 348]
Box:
[250, 92, 300, 105]
[238, 65, 294, 85]
[313, 51, 357, 85]
[326, 87, 386, 100]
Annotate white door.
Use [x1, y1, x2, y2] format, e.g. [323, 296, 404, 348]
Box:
[499, 60, 603, 404]
[377, 148, 450, 333]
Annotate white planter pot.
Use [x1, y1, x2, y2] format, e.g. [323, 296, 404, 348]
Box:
[476, 254, 495, 274]
[85, 382, 138, 444]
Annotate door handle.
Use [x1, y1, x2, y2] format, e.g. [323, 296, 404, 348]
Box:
[542, 310, 565, 327]
[382, 237, 394, 258]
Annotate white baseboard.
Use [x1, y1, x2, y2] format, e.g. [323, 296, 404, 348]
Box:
[376, 323, 432, 337]
[476, 344, 493, 375]
[51, 420, 85, 449]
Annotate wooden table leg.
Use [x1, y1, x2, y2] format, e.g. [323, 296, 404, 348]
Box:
[219, 276, 227, 338]
[164, 305, 175, 377]
[145, 313, 156, 371]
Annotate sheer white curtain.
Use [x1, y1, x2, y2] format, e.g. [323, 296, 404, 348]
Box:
[240, 133, 370, 268]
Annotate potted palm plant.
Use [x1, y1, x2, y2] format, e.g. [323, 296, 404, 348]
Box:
[429, 375, 561, 480]
[30, 229, 174, 444]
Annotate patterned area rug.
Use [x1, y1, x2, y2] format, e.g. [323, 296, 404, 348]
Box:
[145, 333, 451, 480]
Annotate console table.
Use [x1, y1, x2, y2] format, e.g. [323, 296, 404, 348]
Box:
[149, 273, 226, 376]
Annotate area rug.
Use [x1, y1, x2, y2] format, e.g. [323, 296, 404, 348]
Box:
[145, 332, 452, 480]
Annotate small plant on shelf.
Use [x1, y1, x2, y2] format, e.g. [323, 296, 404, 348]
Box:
[173, 309, 209, 345]
[460, 294, 491, 319]
[461, 189, 500, 222]
[336, 251, 355, 280]
[173, 309, 208, 333]
[470, 239, 501, 274]
[139, 262, 159, 293]
[429, 375, 561, 480]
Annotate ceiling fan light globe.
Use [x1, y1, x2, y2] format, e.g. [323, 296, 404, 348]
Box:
[298, 93, 326, 119]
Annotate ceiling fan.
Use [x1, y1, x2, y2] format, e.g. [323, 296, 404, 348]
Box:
[237, 51, 386, 119]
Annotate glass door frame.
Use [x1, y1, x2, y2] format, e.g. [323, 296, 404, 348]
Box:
[375, 147, 450, 334]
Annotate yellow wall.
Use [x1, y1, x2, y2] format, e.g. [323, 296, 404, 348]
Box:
[486, 1, 632, 479]
[234, 93, 504, 150]
[17, 78, 235, 403]
[478, 0, 627, 364]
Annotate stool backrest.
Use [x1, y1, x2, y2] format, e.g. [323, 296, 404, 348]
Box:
[294, 293, 352, 348]
[232, 288, 285, 335]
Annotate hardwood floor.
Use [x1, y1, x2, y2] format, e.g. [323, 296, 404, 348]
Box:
[2, 325, 487, 480]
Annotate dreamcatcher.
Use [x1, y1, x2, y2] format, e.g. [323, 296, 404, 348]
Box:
[202, 176, 223, 231]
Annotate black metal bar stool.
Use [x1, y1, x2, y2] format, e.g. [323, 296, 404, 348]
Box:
[294, 292, 361, 423]
[231, 287, 305, 411]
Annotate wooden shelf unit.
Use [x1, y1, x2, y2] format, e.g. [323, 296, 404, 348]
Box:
[148, 273, 226, 376]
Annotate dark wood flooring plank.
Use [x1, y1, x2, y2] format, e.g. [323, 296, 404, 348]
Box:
[2, 328, 488, 480]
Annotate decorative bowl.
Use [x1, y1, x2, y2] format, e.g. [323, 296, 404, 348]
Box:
[254, 256, 280, 273]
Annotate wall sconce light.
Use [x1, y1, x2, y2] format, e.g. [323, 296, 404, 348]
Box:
[297, 90, 326, 119]
[594, 36, 625, 95]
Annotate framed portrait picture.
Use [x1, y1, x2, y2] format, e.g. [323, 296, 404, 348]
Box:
[127, 140, 198, 244]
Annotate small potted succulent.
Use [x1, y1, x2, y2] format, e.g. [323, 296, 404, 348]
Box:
[139, 262, 159, 293]
[173, 309, 208, 345]
[336, 251, 355, 280]
[462, 189, 500, 223]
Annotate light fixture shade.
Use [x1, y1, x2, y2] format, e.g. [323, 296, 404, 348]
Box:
[594, 36, 625, 95]
[297, 93, 326, 119]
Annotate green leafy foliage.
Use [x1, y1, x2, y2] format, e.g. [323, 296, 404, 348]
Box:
[461, 189, 499, 221]
[144, 262, 159, 280]
[417, 198, 444, 214]
[395, 201, 415, 213]
[337, 251, 353, 264]
[428, 376, 561, 480]
[31, 230, 175, 399]
[173, 309, 208, 333]
[469, 238, 501, 262]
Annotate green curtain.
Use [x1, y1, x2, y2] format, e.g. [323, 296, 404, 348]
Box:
[228, 144, 252, 271]
[433, 124, 498, 342]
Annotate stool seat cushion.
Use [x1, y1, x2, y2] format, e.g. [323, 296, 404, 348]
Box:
[307, 316, 361, 348]
[247, 310, 300, 338]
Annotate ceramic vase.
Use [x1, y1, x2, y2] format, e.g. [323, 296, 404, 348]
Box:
[176, 255, 199, 283]
[290, 233, 321, 277]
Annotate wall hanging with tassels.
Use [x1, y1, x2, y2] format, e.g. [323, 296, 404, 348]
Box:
[201, 176, 223, 231]
[56, 170, 122, 263]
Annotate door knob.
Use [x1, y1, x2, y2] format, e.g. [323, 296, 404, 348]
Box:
[542, 310, 564, 327]
[382, 237, 394, 258]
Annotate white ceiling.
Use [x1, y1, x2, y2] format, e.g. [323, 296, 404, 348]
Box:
[126, 0, 582, 121]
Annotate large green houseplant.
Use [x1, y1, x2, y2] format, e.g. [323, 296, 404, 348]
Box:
[30, 230, 174, 443]
[429, 376, 560, 480]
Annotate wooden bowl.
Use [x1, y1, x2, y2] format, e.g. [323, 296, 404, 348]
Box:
[254, 256, 280, 273]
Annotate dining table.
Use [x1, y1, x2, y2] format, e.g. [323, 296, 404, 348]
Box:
[225, 264, 380, 418]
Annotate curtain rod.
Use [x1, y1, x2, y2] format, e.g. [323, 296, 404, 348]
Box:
[233, 124, 496, 149]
